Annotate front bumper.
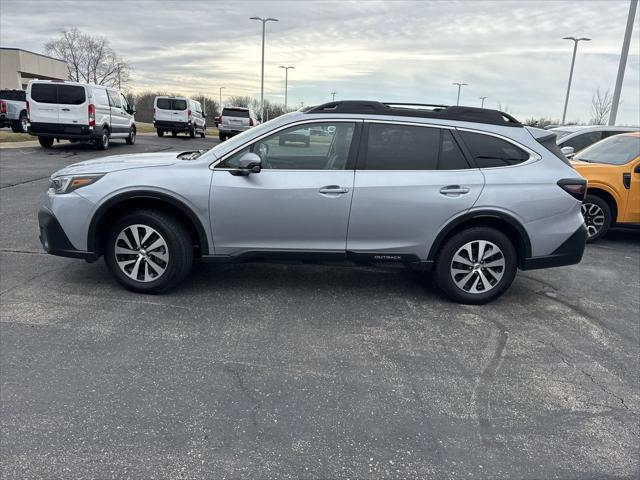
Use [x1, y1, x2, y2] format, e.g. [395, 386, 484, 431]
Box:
[38, 207, 97, 260]
[521, 223, 587, 270]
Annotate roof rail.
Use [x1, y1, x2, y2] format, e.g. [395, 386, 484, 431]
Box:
[383, 102, 449, 110]
[304, 100, 522, 127]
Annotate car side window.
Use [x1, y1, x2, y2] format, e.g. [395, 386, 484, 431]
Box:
[219, 122, 356, 170]
[562, 131, 603, 152]
[93, 88, 109, 107]
[107, 90, 121, 108]
[459, 131, 529, 168]
[120, 94, 129, 112]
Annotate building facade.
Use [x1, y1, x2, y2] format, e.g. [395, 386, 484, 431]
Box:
[0, 48, 68, 90]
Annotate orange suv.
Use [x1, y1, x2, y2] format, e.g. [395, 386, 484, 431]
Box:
[571, 132, 640, 241]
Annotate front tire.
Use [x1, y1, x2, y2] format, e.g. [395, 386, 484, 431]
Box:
[38, 136, 54, 148]
[126, 126, 136, 145]
[582, 194, 611, 242]
[105, 210, 193, 293]
[435, 227, 517, 304]
[200, 127, 206, 138]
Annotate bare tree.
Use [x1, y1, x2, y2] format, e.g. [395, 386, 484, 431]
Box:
[45, 28, 130, 88]
[590, 87, 614, 125]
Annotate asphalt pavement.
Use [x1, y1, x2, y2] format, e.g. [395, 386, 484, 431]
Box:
[0, 134, 638, 479]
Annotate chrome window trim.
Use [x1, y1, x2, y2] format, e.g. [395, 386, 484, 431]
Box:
[455, 126, 541, 168]
[209, 118, 361, 170]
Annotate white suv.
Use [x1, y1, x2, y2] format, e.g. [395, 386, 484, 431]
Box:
[153, 96, 206, 138]
[27, 80, 136, 150]
[218, 106, 259, 141]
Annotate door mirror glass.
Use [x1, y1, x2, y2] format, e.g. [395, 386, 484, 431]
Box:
[634, 163, 640, 174]
[561, 146, 575, 157]
[230, 152, 262, 176]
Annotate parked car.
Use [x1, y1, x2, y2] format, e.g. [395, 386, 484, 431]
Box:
[218, 106, 259, 141]
[26, 80, 136, 150]
[153, 96, 206, 138]
[571, 132, 640, 242]
[551, 125, 639, 158]
[38, 100, 588, 304]
[0, 89, 28, 133]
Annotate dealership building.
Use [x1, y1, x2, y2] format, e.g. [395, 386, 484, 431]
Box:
[0, 47, 68, 90]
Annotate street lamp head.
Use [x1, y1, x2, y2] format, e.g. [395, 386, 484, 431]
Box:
[266, 17, 279, 22]
[250, 16, 261, 20]
[578, 37, 592, 41]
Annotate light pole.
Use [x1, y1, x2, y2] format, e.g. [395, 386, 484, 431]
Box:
[609, 0, 637, 125]
[279, 65, 294, 111]
[561, 36, 591, 125]
[452, 82, 468, 106]
[219, 86, 225, 113]
[250, 16, 279, 121]
[479, 96, 488, 108]
[330, 91, 336, 102]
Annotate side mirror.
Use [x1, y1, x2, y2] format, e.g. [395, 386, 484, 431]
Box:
[634, 164, 640, 174]
[230, 152, 262, 176]
[561, 146, 575, 158]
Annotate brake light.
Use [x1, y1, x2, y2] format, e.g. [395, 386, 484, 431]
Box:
[0, 100, 6, 114]
[249, 117, 254, 126]
[88, 103, 95, 127]
[187, 109, 192, 123]
[558, 179, 587, 201]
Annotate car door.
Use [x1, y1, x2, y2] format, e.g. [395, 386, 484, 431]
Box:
[626, 157, 640, 222]
[27, 82, 59, 124]
[107, 90, 125, 134]
[210, 120, 360, 255]
[56, 84, 87, 126]
[347, 122, 484, 259]
[119, 93, 133, 131]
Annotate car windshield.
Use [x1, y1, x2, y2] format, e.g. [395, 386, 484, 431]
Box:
[551, 129, 573, 139]
[575, 135, 640, 165]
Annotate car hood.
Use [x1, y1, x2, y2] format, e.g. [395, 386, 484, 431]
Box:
[53, 152, 182, 176]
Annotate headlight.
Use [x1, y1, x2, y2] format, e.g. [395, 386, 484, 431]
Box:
[48, 175, 103, 194]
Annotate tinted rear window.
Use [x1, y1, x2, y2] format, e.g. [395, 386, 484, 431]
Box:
[459, 131, 529, 167]
[0, 90, 26, 101]
[223, 108, 249, 118]
[58, 85, 86, 105]
[156, 98, 187, 110]
[30, 83, 58, 104]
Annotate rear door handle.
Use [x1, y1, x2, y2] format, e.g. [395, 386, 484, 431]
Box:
[61, 108, 70, 112]
[440, 185, 470, 195]
[319, 185, 349, 194]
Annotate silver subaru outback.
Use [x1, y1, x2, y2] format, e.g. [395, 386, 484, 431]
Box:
[38, 101, 588, 304]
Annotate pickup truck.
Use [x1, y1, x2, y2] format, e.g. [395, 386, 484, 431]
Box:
[0, 89, 29, 133]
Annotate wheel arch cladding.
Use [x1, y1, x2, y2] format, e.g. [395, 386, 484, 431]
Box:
[88, 192, 209, 257]
[427, 211, 531, 266]
[587, 188, 618, 223]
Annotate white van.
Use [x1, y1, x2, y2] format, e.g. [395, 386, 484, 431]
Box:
[153, 96, 206, 138]
[26, 80, 136, 150]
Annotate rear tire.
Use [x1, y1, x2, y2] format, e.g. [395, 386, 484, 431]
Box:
[104, 209, 193, 294]
[582, 194, 611, 243]
[38, 136, 54, 148]
[18, 111, 29, 133]
[435, 227, 517, 304]
[126, 125, 136, 145]
[189, 126, 196, 138]
[157, 129, 164, 137]
[96, 128, 110, 150]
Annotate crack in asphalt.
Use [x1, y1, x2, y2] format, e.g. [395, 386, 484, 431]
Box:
[0, 176, 50, 189]
[538, 339, 631, 412]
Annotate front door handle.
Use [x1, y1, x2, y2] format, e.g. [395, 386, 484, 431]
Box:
[440, 185, 470, 196]
[319, 185, 349, 194]
[61, 108, 70, 112]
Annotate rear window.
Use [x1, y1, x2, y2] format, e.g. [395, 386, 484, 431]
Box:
[223, 108, 249, 118]
[156, 98, 187, 110]
[459, 131, 530, 168]
[30, 83, 58, 104]
[0, 90, 26, 101]
[363, 124, 470, 170]
[58, 85, 86, 105]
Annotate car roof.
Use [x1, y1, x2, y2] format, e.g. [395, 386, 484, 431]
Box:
[551, 125, 639, 132]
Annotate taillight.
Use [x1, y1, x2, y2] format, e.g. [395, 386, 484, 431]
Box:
[249, 117, 254, 126]
[0, 100, 6, 114]
[88, 104, 96, 127]
[558, 179, 587, 201]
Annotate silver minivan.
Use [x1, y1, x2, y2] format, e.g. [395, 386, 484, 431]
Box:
[27, 80, 136, 150]
[153, 96, 206, 138]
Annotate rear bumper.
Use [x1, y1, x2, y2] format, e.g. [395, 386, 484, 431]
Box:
[38, 207, 97, 260]
[219, 126, 249, 135]
[154, 120, 191, 131]
[521, 223, 587, 270]
[29, 122, 101, 140]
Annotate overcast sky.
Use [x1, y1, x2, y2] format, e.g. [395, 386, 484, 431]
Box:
[1, 0, 638, 124]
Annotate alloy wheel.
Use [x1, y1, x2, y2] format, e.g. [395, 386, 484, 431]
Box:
[581, 203, 605, 239]
[114, 224, 169, 282]
[450, 240, 505, 294]
[20, 116, 29, 133]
